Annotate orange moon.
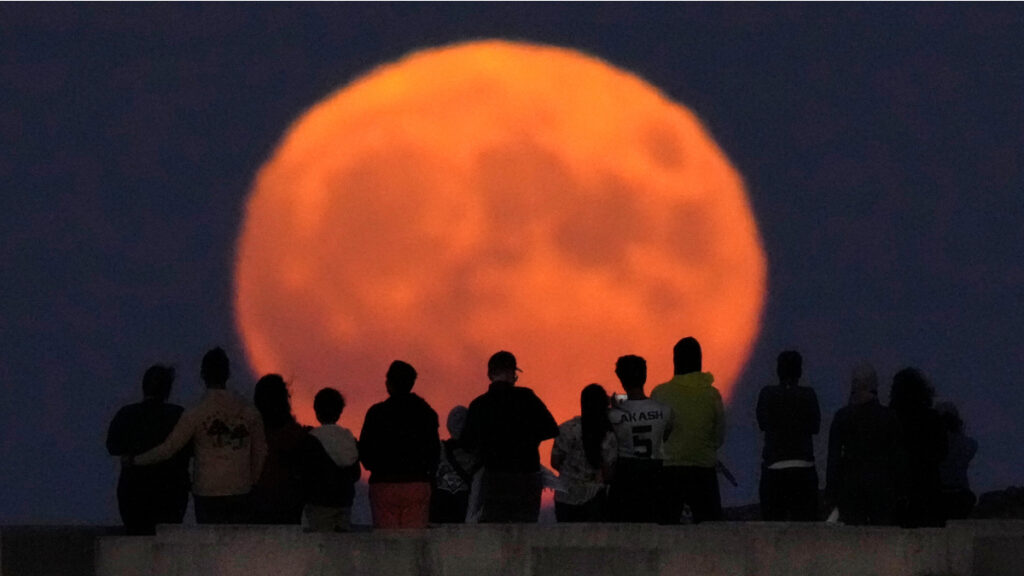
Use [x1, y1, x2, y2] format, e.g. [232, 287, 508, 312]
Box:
[234, 40, 766, 435]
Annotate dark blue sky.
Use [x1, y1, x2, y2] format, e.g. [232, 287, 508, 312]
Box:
[2, 4, 1022, 524]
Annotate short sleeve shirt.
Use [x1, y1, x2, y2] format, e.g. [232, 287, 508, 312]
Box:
[608, 398, 671, 460]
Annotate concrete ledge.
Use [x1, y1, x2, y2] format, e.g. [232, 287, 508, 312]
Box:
[88, 521, 1024, 576]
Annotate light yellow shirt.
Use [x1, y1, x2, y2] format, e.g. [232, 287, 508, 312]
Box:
[135, 389, 267, 497]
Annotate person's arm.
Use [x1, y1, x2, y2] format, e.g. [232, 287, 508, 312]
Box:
[808, 389, 822, 435]
[358, 407, 378, 471]
[550, 424, 568, 471]
[713, 390, 726, 449]
[249, 410, 267, 487]
[755, 388, 769, 432]
[825, 411, 844, 505]
[425, 409, 441, 474]
[106, 408, 131, 456]
[536, 395, 559, 442]
[134, 409, 196, 466]
[601, 430, 618, 484]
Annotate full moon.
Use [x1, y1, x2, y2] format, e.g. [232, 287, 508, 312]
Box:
[234, 40, 766, 435]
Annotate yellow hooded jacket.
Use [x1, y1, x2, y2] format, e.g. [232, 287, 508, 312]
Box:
[651, 372, 725, 468]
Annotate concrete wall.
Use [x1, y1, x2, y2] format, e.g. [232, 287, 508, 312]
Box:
[0, 526, 116, 576]
[92, 521, 1024, 576]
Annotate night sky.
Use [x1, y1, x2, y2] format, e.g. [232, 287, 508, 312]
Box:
[2, 4, 1022, 524]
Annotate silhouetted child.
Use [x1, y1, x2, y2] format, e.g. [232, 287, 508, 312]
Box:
[430, 406, 478, 523]
[300, 387, 360, 532]
[252, 374, 309, 524]
[106, 364, 190, 535]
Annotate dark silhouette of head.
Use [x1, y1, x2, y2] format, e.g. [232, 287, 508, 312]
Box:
[386, 360, 418, 395]
[314, 387, 345, 425]
[673, 337, 702, 375]
[849, 363, 879, 405]
[890, 367, 934, 414]
[142, 364, 175, 401]
[581, 383, 611, 469]
[935, 400, 964, 435]
[777, 350, 803, 384]
[200, 347, 230, 388]
[615, 355, 647, 391]
[254, 374, 297, 428]
[487, 350, 522, 383]
[447, 405, 469, 440]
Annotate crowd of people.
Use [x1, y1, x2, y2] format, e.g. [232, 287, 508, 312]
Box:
[106, 338, 976, 534]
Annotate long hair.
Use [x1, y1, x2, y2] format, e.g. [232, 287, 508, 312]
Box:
[580, 383, 611, 469]
[890, 367, 934, 416]
[254, 374, 297, 429]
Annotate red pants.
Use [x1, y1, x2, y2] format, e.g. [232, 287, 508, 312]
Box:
[369, 482, 431, 529]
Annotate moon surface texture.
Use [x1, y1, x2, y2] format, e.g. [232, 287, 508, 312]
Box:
[235, 40, 767, 432]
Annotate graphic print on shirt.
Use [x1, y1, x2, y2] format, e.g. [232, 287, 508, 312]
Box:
[203, 416, 250, 450]
[609, 399, 670, 460]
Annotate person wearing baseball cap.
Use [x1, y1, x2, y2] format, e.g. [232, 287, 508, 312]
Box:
[461, 350, 558, 523]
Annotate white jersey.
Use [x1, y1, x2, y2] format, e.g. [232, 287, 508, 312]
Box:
[608, 398, 672, 460]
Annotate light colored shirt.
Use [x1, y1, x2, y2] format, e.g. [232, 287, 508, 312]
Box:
[608, 398, 672, 460]
[136, 389, 267, 497]
[551, 416, 617, 505]
[310, 424, 358, 467]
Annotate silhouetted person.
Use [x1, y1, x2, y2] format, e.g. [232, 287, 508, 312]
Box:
[430, 406, 478, 523]
[106, 364, 190, 535]
[651, 337, 725, 523]
[825, 363, 902, 525]
[131, 347, 266, 524]
[935, 401, 978, 520]
[607, 355, 671, 522]
[756, 350, 821, 521]
[551, 383, 617, 522]
[461, 351, 559, 523]
[252, 374, 308, 524]
[300, 387, 360, 532]
[359, 360, 440, 529]
[890, 367, 948, 527]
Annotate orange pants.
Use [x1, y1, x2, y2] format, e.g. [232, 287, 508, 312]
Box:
[369, 482, 431, 529]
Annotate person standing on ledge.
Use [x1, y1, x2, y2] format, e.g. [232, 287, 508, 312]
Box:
[359, 360, 440, 529]
[106, 364, 191, 535]
[825, 363, 902, 526]
[651, 337, 725, 523]
[607, 354, 672, 523]
[461, 351, 559, 523]
[129, 347, 267, 524]
[756, 350, 821, 521]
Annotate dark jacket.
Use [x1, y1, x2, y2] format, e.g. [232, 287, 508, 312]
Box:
[461, 381, 559, 473]
[299, 434, 360, 507]
[894, 407, 948, 527]
[253, 420, 308, 523]
[107, 400, 191, 493]
[359, 393, 440, 483]
[757, 384, 821, 465]
[826, 399, 904, 518]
